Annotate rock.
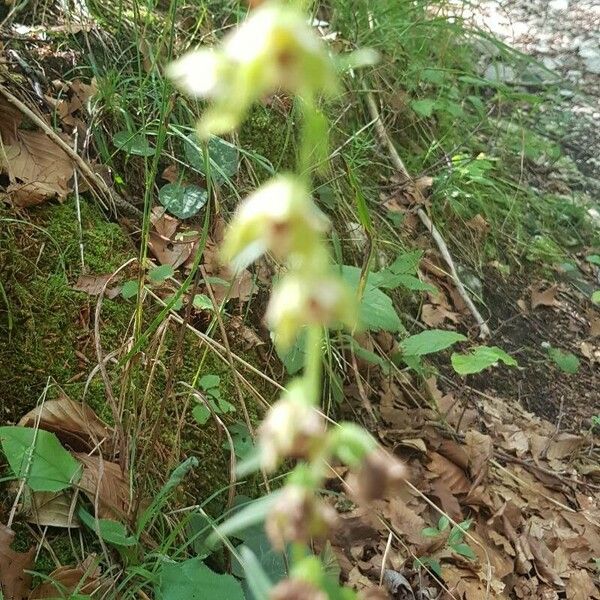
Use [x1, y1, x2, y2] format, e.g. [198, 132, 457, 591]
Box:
[549, 0, 569, 9]
[484, 62, 517, 83]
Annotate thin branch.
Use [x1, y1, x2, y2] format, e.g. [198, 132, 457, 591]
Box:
[0, 84, 142, 219]
[363, 87, 491, 339]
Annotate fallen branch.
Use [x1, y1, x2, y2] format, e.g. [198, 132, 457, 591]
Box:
[0, 84, 142, 219]
[364, 87, 491, 339]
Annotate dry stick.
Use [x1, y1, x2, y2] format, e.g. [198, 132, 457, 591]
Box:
[364, 89, 491, 339]
[0, 85, 142, 219]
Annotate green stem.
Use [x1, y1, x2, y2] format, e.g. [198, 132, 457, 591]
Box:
[304, 325, 323, 405]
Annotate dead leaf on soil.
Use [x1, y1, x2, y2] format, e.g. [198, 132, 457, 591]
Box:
[566, 569, 600, 600]
[531, 283, 560, 310]
[30, 556, 104, 599]
[545, 433, 584, 462]
[18, 397, 113, 453]
[427, 452, 471, 495]
[23, 489, 80, 528]
[75, 454, 130, 519]
[0, 99, 73, 206]
[148, 207, 200, 269]
[0, 523, 34, 600]
[72, 274, 120, 299]
[465, 214, 490, 238]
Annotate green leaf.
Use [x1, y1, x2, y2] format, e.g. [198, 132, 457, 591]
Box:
[225, 422, 254, 460]
[438, 515, 450, 531]
[452, 543, 476, 560]
[157, 558, 244, 600]
[199, 374, 220, 390]
[192, 403, 212, 426]
[148, 264, 175, 283]
[374, 272, 436, 292]
[0, 427, 81, 492]
[586, 254, 600, 266]
[159, 183, 208, 220]
[113, 131, 155, 157]
[414, 557, 442, 577]
[451, 346, 517, 375]
[216, 397, 236, 414]
[238, 546, 274, 600]
[400, 330, 466, 356]
[232, 524, 286, 584]
[547, 347, 580, 374]
[340, 266, 403, 332]
[422, 527, 440, 538]
[207, 492, 283, 549]
[592, 290, 600, 305]
[78, 508, 136, 547]
[184, 134, 239, 185]
[276, 329, 306, 374]
[121, 280, 138, 299]
[410, 99, 435, 117]
[164, 294, 183, 311]
[193, 293, 213, 310]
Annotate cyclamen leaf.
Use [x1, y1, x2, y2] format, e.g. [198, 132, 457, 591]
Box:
[113, 131, 155, 157]
[401, 330, 466, 356]
[159, 183, 208, 220]
[451, 346, 517, 375]
[0, 427, 81, 492]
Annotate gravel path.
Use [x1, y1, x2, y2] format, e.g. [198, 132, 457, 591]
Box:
[468, 0, 600, 190]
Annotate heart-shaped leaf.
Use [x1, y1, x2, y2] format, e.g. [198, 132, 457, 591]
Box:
[159, 183, 208, 219]
[113, 131, 155, 157]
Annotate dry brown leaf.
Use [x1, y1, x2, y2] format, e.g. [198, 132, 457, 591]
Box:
[421, 302, 460, 327]
[147, 207, 199, 268]
[566, 569, 600, 600]
[72, 274, 120, 299]
[531, 284, 560, 310]
[30, 556, 104, 599]
[0, 100, 73, 206]
[528, 535, 565, 587]
[23, 490, 79, 528]
[0, 523, 34, 600]
[427, 452, 470, 495]
[464, 430, 493, 482]
[546, 433, 584, 461]
[465, 214, 490, 238]
[383, 499, 427, 546]
[75, 454, 130, 519]
[18, 397, 113, 453]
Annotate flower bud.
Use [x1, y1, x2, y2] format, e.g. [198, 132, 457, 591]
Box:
[266, 273, 356, 348]
[265, 484, 338, 550]
[346, 449, 406, 503]
[259, 379, 325, 471]
[167, 48, 232, 99]
[222, 175, 330, 271]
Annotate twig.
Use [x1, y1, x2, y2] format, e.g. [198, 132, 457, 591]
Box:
[363, 87, 491, 339]
[0, 84, 142, 219]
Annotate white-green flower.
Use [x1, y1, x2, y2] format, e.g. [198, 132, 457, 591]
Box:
[267, 272, 357, 348]
[259, 379, 325, 471]
[222, 174, 330, 271]
[167, 1, 338, 136]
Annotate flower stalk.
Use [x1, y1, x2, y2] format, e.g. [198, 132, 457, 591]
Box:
[169, 2, 404, 596]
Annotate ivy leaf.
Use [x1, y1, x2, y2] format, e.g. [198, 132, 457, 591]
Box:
[410, 99, 436, 117]
[149, 264, 175, 283]
[121, 280, 138, 299]
[159, 183, 208, 220]
[199, 374, 220, 390]
[547, 347, 580, 374]
[193, 294, 213, 310]
[78, 507, 136, 547]
[157, 558, 244, 600]
[451, 346, 517, 375]
[452, 543, 476, 560]
[113, 131, 155, 157]
[0, 427, 81, 492]
[400, 330, 466, 356]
